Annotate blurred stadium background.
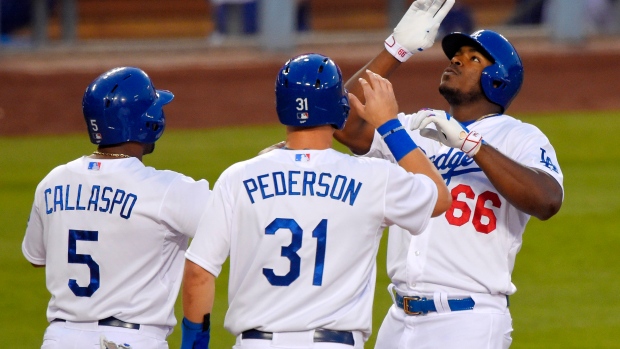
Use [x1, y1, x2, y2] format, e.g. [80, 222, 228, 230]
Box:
[1, 0, 620, 348]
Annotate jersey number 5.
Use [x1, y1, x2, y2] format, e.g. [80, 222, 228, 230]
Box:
[445, 184, 501, 234]
[68, 229, 100, 297]
[263, 218, 326, 287]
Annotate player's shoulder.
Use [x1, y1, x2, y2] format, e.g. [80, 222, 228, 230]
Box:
[130, 164, 210, 193]
[484, 114, 547, 136]
[337, 150, 399, 173]
[36, 157, 81, 185]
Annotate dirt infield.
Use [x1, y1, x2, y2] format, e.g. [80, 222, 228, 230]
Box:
[1, 34, 619, 137]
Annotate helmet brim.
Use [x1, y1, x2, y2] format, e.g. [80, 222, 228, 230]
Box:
[442, 32, 494, 63]
[155, 89, 174, 106]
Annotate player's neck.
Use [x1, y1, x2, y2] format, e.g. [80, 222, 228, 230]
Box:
[91, 142, 146, 161]
[285, 125, 334, 150]
[450, 103, 502, 123]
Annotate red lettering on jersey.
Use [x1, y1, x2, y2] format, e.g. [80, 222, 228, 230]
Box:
[445, 185, 501, 234]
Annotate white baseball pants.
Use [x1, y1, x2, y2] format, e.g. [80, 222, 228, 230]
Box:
[40, 320, 171, 349]
[374, 300, 513, 349]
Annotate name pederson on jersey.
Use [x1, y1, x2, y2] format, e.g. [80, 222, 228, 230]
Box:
[186, 148, 438, 339]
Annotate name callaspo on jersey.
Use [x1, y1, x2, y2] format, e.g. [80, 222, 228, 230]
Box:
[243, 170, 363, 206]
[43, 184, 138, 219]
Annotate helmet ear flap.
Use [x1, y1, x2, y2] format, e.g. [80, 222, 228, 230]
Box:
[480, 64, 509, 112]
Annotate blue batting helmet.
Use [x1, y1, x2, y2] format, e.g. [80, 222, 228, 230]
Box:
[82, 67, 173, 146]
[442, 29, 523, 112]
[275, 53, 350, 130]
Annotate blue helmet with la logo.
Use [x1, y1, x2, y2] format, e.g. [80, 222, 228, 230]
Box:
[275, 53, 350, 130]
[442, 29, 524, 112]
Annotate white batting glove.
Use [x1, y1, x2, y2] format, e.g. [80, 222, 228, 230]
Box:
[100, 334, 132, 349]
[385, 0, 455, 62]
[411, 109, 483, 157]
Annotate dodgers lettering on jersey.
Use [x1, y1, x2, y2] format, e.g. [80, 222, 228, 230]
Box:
[242, 170, 363, 206]
[428, 147, 482, 184]
[44, 184, 137, 219]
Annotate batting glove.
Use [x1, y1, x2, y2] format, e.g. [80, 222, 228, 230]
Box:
[410, 109, 483, 157]
[99, 335, 132, 349]
[181, 315, 210, 349]
[385, 0, 455, 62]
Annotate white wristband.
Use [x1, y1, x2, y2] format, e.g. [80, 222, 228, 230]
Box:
[384, 34, 414, 62]
[461, 131, 483, 158]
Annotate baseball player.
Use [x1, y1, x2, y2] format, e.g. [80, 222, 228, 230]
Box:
[21, 67, 211, 349]
[333, 2, 565, 348]
[180, 53, 452, 349]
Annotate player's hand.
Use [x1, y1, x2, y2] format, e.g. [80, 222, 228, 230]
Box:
[100, 334, 131, 349]
[385, 0, 455, 62]
[411, 108, 483, 157]
[258, 141, 286, 155]
[348, 70, 399, 129]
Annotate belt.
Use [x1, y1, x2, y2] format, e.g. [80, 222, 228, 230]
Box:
[395, 293, 475, 316]
[242, 329, 355, 346]
[53, 317, 141, 330]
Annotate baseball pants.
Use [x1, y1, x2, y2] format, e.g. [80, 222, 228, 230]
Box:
[232, 329, 366, 349]
[374, 294, 513, 349]
[41, 320, 172, 349]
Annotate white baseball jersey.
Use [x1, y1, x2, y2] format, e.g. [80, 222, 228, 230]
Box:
[186, 148, 438, 339]
[22, 156, 210, 327]
[367, 112, 564, 296]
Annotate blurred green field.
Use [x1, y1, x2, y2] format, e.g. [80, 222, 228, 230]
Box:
[2, 111, 619, 348]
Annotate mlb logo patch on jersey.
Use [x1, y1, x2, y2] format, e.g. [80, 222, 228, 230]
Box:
[295, 154, 311, 162]
[88, 162, 102, 171]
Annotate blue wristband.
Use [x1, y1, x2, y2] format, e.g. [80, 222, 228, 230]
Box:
[377, 119, 403, 137]
[378, 119, 418, 162]
[181, 317, 203, 349]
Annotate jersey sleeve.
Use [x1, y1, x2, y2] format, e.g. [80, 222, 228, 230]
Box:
[508, 124, 564, 190]
[22, 195, 46, 265]
[160, 176, 211, 238]
[383, 164, 438, 236]
[185, 172, 234, 277]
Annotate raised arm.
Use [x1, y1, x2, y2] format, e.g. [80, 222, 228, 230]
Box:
[335, 52, 402, 155]
[349, 71, 451, 216]
[334, 0, 454, 155]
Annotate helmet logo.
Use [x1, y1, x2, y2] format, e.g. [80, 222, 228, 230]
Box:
[471, 31, 483, 40]
[297, 112, 309, 122]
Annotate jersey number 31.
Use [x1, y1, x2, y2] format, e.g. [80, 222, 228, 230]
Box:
[263, 218, 326, 287]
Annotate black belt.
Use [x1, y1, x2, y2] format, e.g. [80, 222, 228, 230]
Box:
[395, 293, 475, 316]
[52, 317, 140, 330]
[242, 329, 354, 346]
